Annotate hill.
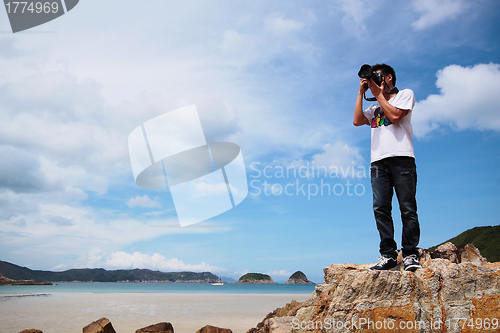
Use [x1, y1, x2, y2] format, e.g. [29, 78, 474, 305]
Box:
[235, 273, 276, 284]
[0, 260, 218, 283]
[284, 271, 315, 284]
[429, 225, 500, 262]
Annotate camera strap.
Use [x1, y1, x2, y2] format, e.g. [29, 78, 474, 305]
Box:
[363, 94, 377, 102]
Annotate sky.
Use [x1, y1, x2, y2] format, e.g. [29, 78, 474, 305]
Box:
[0, 0, 499, 284]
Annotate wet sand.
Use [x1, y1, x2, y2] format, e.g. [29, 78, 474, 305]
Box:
[0, 293, 311, 333]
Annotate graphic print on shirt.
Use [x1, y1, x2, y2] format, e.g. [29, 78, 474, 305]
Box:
[371, 106, 392, 128]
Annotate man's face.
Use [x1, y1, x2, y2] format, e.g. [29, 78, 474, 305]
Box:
[376, 70, 392, 91]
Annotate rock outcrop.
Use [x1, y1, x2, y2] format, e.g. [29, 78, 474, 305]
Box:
[285, 271, 315, 285]
[136, 322, 174, 333]
[431, 242, 489, 265]
[235, 273, 277, 284]
[0, 273, 52, 286]
[83, 317, 116, 333]
[195, 325, 233, 333]
[249, 243, 500, 333]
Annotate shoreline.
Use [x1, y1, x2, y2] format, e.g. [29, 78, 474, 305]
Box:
[0, 281, 316, 295]
[0, 292, 311, 333]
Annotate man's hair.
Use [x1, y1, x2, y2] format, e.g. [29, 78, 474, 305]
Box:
[372, 63, 396, 86]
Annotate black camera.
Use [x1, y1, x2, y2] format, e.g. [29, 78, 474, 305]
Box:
[358, 64, 384, 89]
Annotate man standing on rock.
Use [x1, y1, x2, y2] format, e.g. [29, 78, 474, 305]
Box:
[353, 63, 422, 272]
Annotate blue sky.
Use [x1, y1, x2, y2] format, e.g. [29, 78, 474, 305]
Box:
[0, 0, 499, 283]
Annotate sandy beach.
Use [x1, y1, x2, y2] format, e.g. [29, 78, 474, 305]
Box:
[0, 293, 311, 333]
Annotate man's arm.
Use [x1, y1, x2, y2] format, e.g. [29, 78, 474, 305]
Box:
[377, 97, 409, 124]
[368, 79, 409, 124]
[353, 79, 370, 126]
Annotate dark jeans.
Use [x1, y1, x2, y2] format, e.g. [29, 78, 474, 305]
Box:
[371, 156, 420, 259]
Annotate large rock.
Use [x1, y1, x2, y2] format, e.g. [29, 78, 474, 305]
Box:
[82, 318, 116, 333]
[195, 325, 232, 333]
[431, 242, 488, 265]
[249, 244, 500, 333]
[136, 322, 174, 333]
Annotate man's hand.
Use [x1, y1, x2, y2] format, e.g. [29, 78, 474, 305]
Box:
[359, 78, 369, 94]
[368, 78, 384, 99]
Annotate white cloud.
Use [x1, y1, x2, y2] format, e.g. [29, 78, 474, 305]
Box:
[126, 195, 162, 209]
[0, 38, 23, 59]
[233, 268, 250, 277]
[277, 140, 365, 179]
[219, 12, 314, 68]
[83, 247, 104, 268]
[413, 63, 500, 137]
[193, 182, 229, 197]
[265, 14, 305, 35]
[40, 157, 109, 195]
[1, 4, 324, 179]
[335, 0, 379, 38]
[311, 141, 364, 172]
[219, 29, 263, 68]
[1, 201, 226, 270]
[105, 251, 219, 272]
[0, 71, 126, 196]
[180, 95, 242, 144]
[411, 0, 468, 30]
[267, 269, 291, 277]
[0, 190, 39, 219]
[1, 0, 495, 275]
[0, 145, 52, 193]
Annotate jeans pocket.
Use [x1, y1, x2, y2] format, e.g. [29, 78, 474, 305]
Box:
[396, 168, 417, 189]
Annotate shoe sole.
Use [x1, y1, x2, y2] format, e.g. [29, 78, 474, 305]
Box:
[369, 265, 398, 271]
[404, 265, 421, 272]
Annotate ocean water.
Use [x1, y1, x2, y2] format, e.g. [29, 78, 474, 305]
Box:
[0, 282, 316, 294]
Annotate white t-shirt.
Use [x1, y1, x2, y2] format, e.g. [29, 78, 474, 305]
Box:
[363, 89, 416, 163]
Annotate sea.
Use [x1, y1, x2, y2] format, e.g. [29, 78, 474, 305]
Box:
[0, 282, 316, 294]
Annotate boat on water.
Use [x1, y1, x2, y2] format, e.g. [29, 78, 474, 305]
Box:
[211, 276, 224, 286]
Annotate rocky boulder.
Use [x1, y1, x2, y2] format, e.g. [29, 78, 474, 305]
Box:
[135, 322, 174, 333]
[83, 317, 116, 333]
[249, 244, 500, 333]
[195, 325, 232, 333]
[431, 242, 489, 265]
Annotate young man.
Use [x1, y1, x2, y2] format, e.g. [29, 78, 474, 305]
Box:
[353, 64, 421, 272]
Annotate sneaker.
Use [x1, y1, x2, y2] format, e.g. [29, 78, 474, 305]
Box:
[370, 256, 397, 270]
[403, 254, 422, 272]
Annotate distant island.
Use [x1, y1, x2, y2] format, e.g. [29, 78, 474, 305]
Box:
[235, 273, 276, 284]
[284, 271, 315, 284]
[0, 260, 218, 283]
[0, 261, 318, 285]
